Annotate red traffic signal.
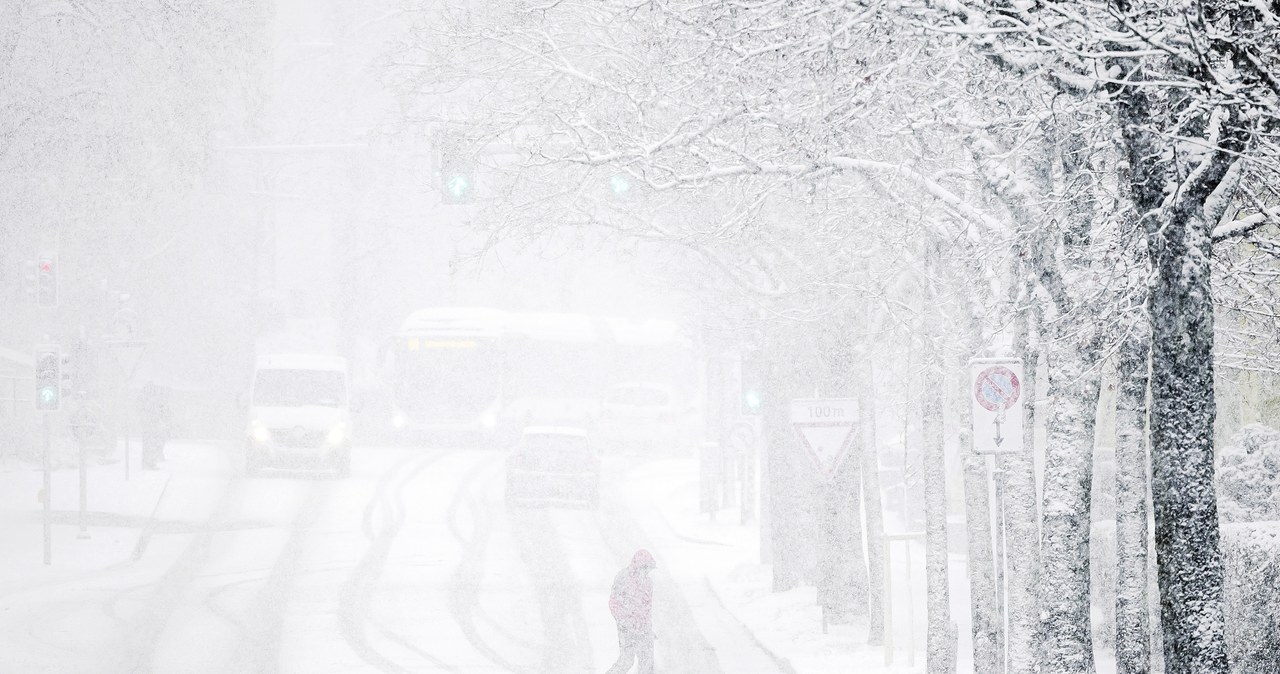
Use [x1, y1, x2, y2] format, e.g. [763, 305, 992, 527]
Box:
[36, 256, 57, 308]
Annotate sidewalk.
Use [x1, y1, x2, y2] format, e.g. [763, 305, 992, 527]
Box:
[617, 458, 927, 674]
[0, 447, 169, 585]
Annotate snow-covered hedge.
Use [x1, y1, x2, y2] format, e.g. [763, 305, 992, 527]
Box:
[1221, 523, 1280, 673]
[1218, 424, 1280, 672]
[1217, 424, 1280, 523]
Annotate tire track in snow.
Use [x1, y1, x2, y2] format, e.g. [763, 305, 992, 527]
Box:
[337, 449, 453, 673]
[111, 442, 253, 674]
[445, 456, 532, 672]
[222, 477, 333, 674]
[506, 504, 595, 674]
[587, 472, 725, 674]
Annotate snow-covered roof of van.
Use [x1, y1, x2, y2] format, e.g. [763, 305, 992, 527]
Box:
[255, 353, 348, 371]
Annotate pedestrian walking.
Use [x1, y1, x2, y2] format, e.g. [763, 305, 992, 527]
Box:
[606, 549, 657, 674]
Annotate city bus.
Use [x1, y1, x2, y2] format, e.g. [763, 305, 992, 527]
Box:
[384, 308, 695, 445]
[387, 308, 506, 437]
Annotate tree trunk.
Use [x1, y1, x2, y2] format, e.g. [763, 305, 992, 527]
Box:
[1109, 45, 1233, 673]
[1004, 245, 1042, 674]
[924, 359, 957, 674]
[817, 441, 868, 619]
[1145, 202, 1230, 674]
[1036, 336, 1103, 674]
[1000, 444, 1039, 674]
[1115, 318, 1151, 674]
[861, 369, 886, 645]
[765, 353, 803, 591]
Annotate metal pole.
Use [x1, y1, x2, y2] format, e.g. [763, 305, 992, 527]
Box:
[991, 455, 1007, 674]
[884, 543, 894, 666]
[123, 417, 130, 481]
[42, 413, 52, 565]
[905, 541, 916, 668]
[77, 438, 89, 539]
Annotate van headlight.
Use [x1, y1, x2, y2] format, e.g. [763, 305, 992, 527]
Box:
[392, 413, 407, 430]
[327, 424, 348, 446]
[481, 411, 498, 429]
[250, 424, 271, 443]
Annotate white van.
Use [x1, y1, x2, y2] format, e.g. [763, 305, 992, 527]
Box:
[244, 354, 352, 476]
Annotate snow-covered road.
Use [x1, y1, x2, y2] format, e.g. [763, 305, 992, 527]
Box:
[0, 443, 783, 673]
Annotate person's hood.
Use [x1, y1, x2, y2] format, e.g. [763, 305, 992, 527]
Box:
[631, 548, 656, 570]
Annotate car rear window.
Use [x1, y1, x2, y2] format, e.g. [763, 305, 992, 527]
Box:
[516, 434, 592, 470]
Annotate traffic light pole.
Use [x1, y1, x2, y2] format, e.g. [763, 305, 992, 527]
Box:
[123, 418, 130, 481]
[42, 413, 52, 565]
[77, 438, 89, 539]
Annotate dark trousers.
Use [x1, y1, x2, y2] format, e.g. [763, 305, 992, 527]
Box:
[606, 628, 654, 674]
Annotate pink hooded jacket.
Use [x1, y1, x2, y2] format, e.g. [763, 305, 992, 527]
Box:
[609, 550, 656, 634]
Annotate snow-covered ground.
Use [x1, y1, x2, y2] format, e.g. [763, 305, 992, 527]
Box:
[616, 458, 928, 674]
[0, 441, 789, 672]
[1, 440, 1135, 674]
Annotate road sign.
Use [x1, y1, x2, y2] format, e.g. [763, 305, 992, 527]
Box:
[103, 339, 148, 382]
[69, 404, 101, 443]
[791, 398, 859, 480]
[970, 358, 1024, 454]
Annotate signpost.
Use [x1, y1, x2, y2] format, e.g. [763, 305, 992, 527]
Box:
[103, 339, 147, 480]
[69, 404, 101, 539]
[970, 359, 1025, 454]
[727, 420, 758, 523]
[790, 398, 859, 480]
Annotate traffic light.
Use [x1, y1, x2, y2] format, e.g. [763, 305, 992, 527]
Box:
[36, 255, 57, 307]
[35, 346, 61, 412]
[740, 355, 764, 416]
[608, 174, 632, 198]
[438, 131, 475, 204]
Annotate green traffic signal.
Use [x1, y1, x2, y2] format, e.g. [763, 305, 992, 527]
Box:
[438, 130, 476, 204]
[609, 174, 631, 197]
[445, 172, 473, 201]
[744, 389, 762, 412]
[35, 347, 61, 411]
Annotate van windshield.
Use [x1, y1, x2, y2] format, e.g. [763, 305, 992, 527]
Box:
[254, 369, 346, 407]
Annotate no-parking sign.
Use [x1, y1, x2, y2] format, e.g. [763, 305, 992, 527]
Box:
[970, 358, 1024, 454]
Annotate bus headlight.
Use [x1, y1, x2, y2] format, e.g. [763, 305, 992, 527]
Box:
[250, 424, 271, 443]
[327, 424, 348, 446]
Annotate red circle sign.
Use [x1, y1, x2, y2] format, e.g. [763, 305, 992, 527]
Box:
[974, 366, 1020, 412]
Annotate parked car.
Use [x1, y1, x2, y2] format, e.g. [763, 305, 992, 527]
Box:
[505, 427, 600, 508]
